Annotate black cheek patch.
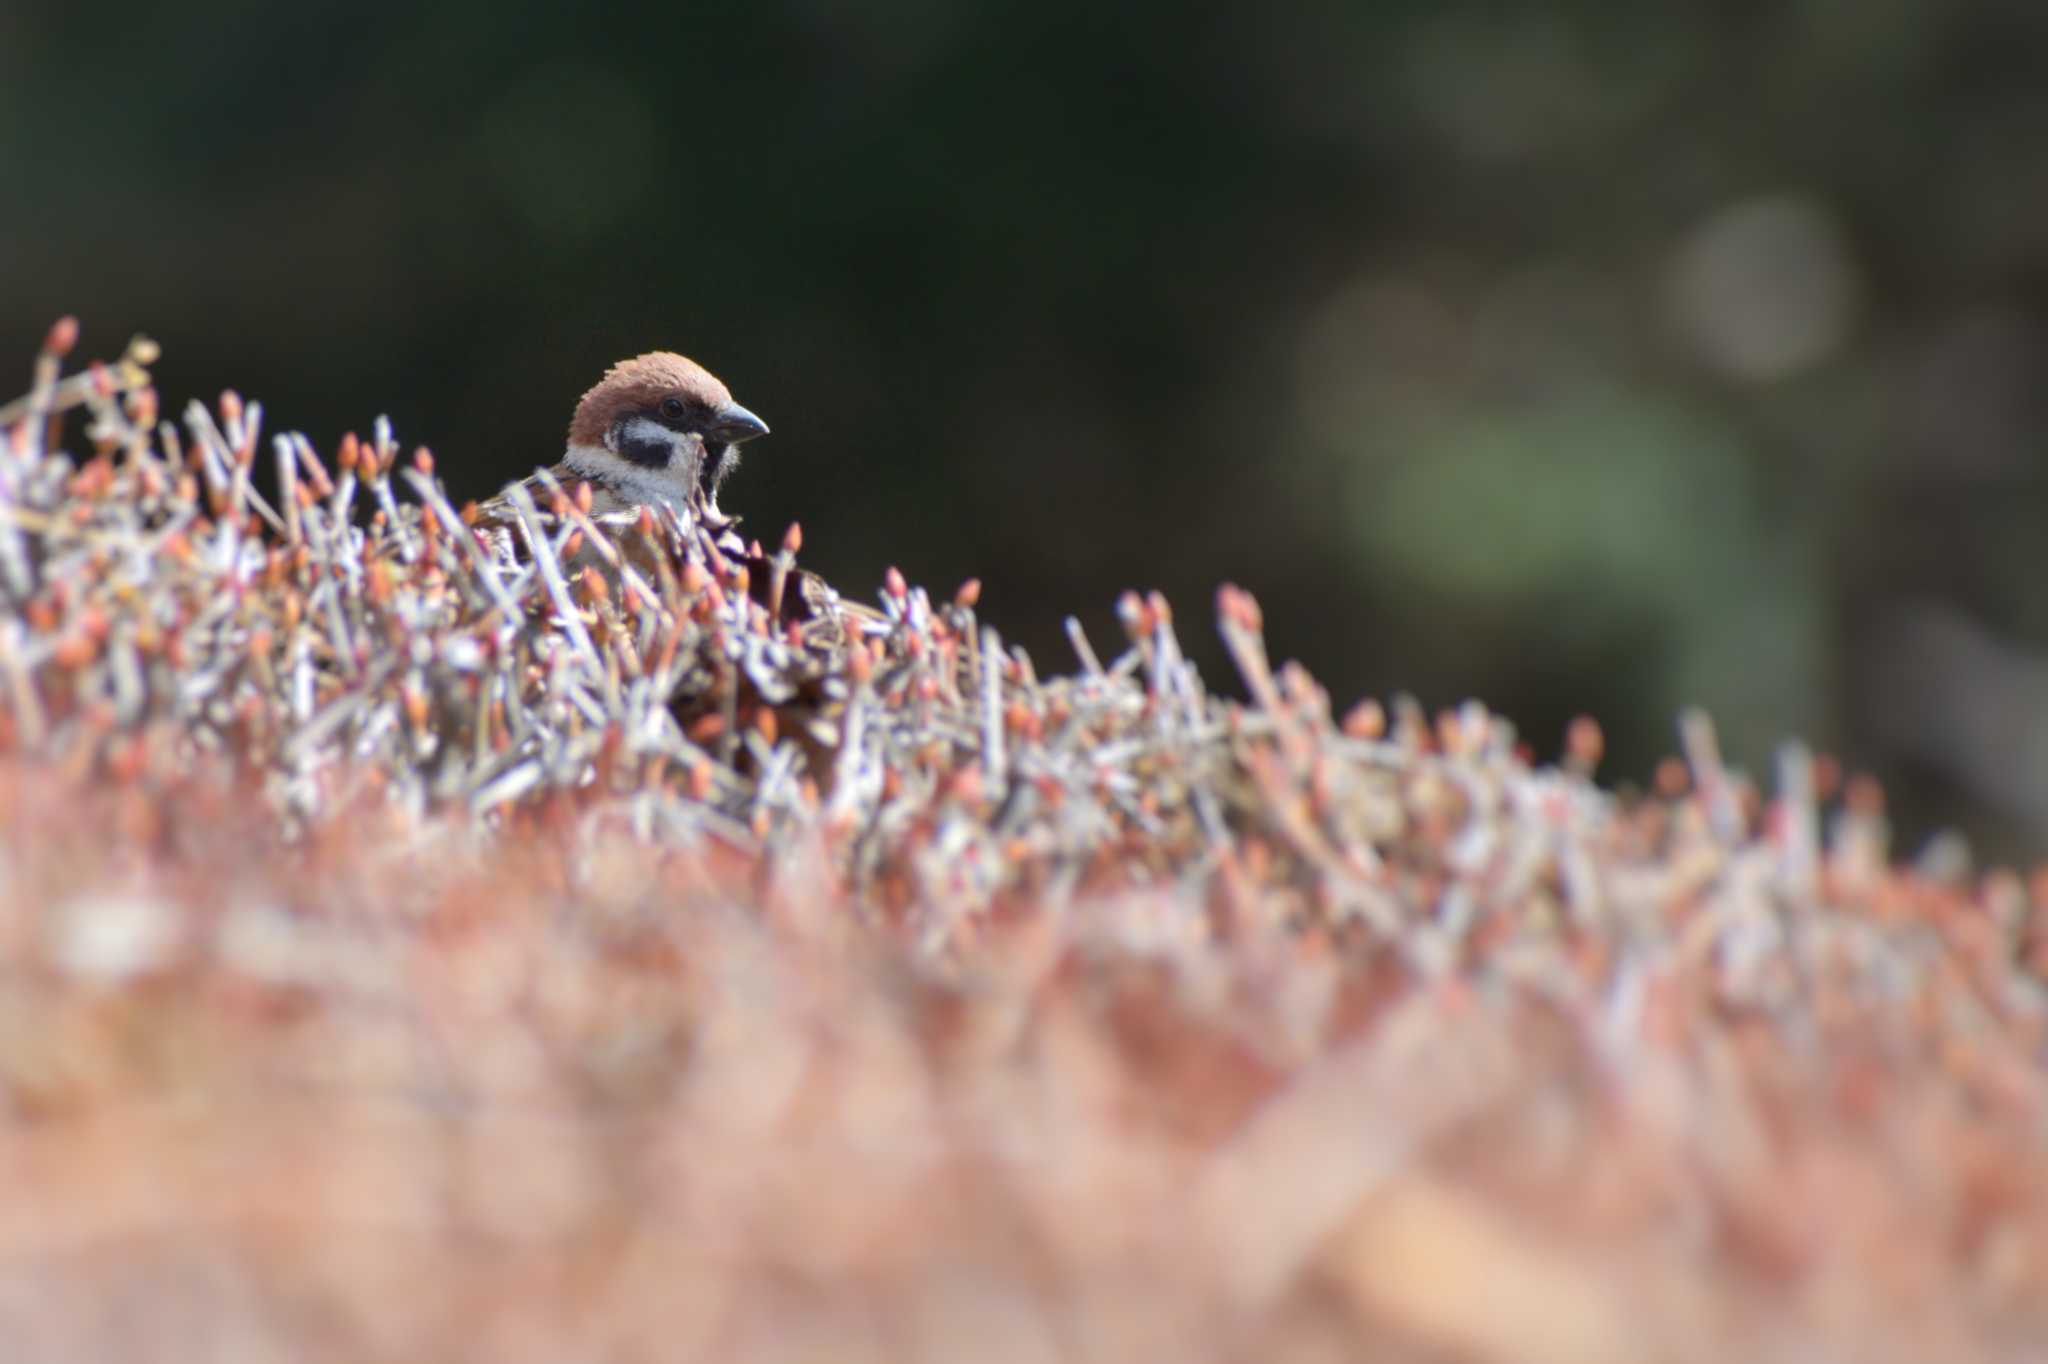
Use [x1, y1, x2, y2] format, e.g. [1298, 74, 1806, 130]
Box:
[617, 426, 673, 470]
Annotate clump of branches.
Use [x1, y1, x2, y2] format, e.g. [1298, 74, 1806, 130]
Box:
[0, 319, 1552, 942]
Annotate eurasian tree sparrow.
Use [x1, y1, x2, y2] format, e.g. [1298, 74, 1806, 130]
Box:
[466, 352, 885, 640]
[469, 351, 768, 559]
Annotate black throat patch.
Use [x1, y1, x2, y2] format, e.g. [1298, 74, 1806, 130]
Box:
[700, 443, 734, 493]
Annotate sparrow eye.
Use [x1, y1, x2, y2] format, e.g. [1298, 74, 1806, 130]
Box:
[659, 397, 687, 421]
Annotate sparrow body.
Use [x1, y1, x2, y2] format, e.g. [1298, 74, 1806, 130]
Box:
[469, 350, 887, 644]
[469, 351, 768, 564]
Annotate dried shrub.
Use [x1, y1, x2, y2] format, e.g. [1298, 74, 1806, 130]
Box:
[0, 324, 2044, 1362]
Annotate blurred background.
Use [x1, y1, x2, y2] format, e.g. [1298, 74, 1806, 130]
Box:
[3, 1, 2045, 856]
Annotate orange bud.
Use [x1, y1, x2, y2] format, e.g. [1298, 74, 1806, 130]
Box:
[52, 634, 94, 669]
[948, 764, 984, 806]
[1341, 698, 1385, 740]
[954, 578, 982, 609]
[1215, 583, 1261, 631]
[1565, 715, 1603, 771]
[1654, 757, 1689, 798]
[43, 315, 78, 358]
[1117, 590, 1149, 635]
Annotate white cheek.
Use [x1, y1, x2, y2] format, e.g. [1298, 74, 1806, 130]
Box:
[563, 444, 696, 510]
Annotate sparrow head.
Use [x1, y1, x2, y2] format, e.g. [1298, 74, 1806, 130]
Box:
[567, 351, 769, 498]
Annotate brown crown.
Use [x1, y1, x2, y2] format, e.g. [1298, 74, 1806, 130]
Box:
[567, 352, 734, 448]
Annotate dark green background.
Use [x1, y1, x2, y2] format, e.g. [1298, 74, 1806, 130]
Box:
[5, 2, 2046, 855]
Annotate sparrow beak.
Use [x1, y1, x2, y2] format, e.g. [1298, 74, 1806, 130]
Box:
[707, 402, 770, 445]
